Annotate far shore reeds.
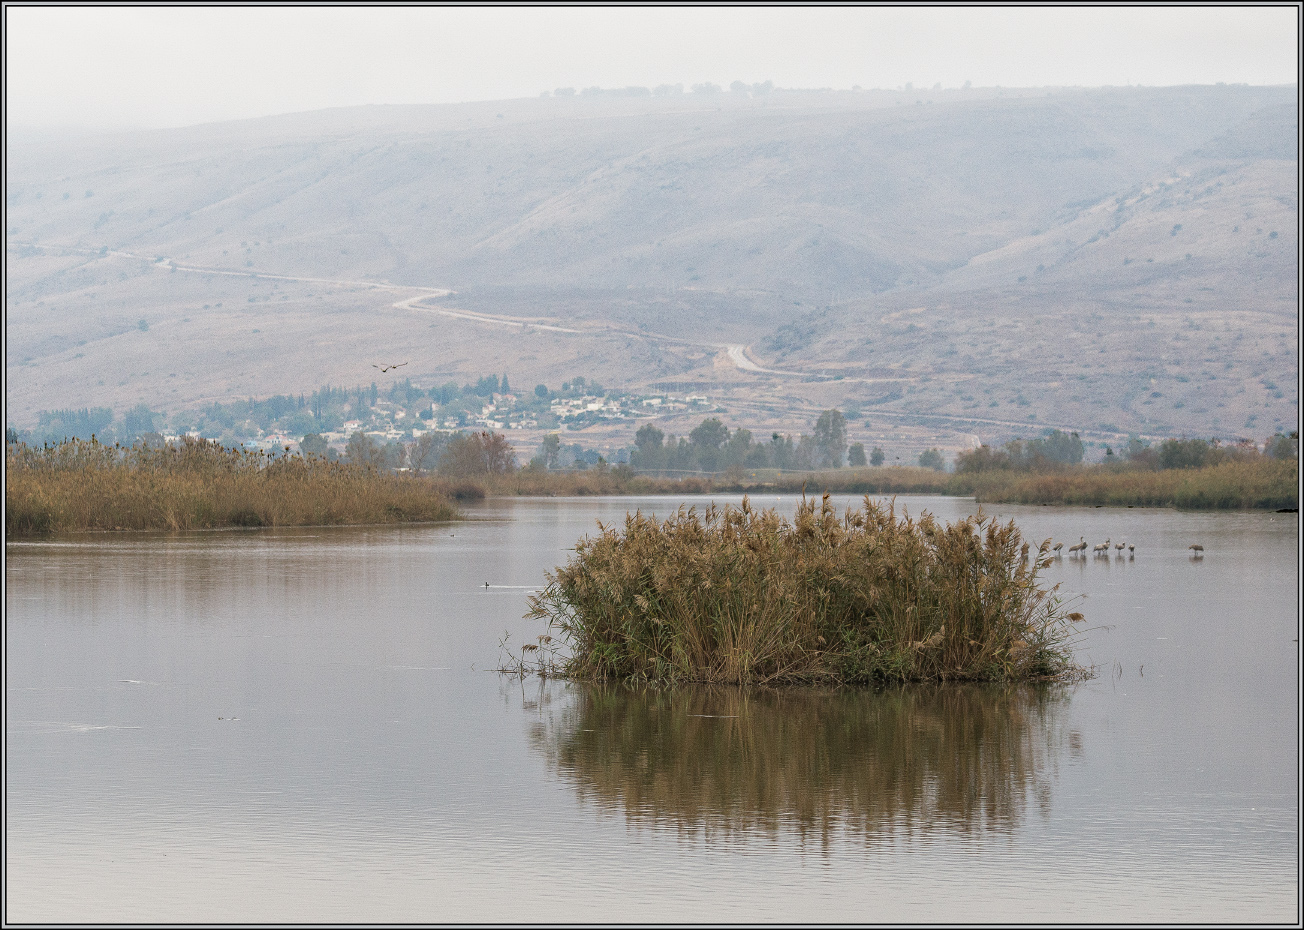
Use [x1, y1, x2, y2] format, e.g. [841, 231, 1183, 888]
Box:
[6, 436, 460, 536]
[9, 436, 1293, 538]
[484, 458, 1297, 510]
[526, 494, 1083, 686]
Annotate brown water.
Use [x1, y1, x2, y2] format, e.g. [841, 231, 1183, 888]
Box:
[5, 495, 1298, 922]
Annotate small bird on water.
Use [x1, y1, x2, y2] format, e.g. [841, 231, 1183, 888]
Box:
[1189, 544, 1204, 555]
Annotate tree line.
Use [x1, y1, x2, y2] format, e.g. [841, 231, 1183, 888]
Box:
[300, 429, 519, 478]
[628, 410, 873, 474]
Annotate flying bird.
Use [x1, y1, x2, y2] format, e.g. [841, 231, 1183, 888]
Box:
[372, 362, 409, 373]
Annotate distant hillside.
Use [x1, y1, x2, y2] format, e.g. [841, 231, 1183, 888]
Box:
[5, 83, 1298, 450]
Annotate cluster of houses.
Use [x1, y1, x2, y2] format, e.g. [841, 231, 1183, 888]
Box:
[162, 390, 717, 454]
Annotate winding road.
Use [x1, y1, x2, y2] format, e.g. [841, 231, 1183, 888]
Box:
[17, 241, 1131, 440]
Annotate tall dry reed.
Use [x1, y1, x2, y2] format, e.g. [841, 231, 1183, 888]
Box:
[527, 494, 1080, 685]
[6, 437, 459, 535]
[771, 460, 1296, 510]
[979, 459, 1297, 509]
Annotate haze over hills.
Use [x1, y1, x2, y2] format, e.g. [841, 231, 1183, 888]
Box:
[6, 83, 1297, 457]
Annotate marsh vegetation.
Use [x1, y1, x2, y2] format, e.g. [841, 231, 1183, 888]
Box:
[5, 436, 459, 536]
[526, 494, 1081, 685]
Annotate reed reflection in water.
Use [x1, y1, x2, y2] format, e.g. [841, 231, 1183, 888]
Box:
[533, 682, 1077, 843]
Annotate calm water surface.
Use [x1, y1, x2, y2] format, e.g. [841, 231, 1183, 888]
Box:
[6, 495, 1298, 922]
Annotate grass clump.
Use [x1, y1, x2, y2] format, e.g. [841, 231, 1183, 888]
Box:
[6, 436, 460, 536]
[527, 494, 1080, 685]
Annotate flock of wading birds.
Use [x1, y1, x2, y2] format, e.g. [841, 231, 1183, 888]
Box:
[1042, 538, 1206, 559]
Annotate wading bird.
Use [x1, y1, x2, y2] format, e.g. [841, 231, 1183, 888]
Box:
[1115, 541, 1126, 554]
[1068, 537, 1087, 555]
[1093, 538, 1112, 554]
[1052, 542, 1064, 555]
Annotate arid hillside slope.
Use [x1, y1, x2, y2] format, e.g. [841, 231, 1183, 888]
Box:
[6, 84, 1297, 446]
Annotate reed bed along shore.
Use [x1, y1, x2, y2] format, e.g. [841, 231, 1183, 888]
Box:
[6, 437, 459, 536]
[972, 459, 1299, 509]
[484, 460, 1296, 510]
[526, 494, 1082, 686]
[483, 468, 714, 497]
[768, 460, 1298, 509]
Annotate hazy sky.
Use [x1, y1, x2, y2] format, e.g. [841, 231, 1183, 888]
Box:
[6, 6, 1299, 131]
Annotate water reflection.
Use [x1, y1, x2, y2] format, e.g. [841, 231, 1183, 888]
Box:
[533, 682, 1078, 843]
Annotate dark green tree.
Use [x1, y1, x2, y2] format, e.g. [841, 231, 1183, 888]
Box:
[918, 448, 946, 471]
[431, 382, 460, 405]
[812, 410, 847, 468]
[1266, 431, 1298, 460]
[121, 404, 159, 441]
[848, 442, 867, 467]
[631, 424, 665, 472]
[869, 446, 885, 466]
[723, 428, 754, 467]
[1158, 438, 1210, 470]
[299, 433, 329, 457]
[768, 432, 796, 470]
[539, 432, 562, 469]
[744, 443, 771, 468]
[690, 418, 730, 472]
[793, 434, 818, 470]
[1032, 429, 1084, 465]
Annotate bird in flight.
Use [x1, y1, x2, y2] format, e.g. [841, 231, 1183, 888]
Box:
[372, 362, 409, 373]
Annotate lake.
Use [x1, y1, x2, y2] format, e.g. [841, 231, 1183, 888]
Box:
[6, 495, 1298, 922]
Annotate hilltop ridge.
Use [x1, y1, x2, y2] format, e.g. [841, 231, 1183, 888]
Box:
[6, 83, 1297, 454]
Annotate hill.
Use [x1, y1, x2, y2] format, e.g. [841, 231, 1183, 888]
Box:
[5, 83, 1297, 456]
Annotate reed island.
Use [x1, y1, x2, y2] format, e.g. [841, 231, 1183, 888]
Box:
[526, 494, 1081, 685]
